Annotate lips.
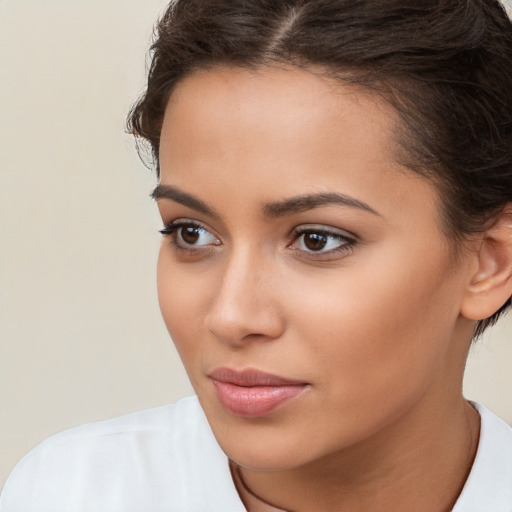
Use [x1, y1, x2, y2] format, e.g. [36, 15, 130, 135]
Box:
[208, 368, 309, 418]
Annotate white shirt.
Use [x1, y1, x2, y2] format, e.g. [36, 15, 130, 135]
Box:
[1, 396, 511, 512]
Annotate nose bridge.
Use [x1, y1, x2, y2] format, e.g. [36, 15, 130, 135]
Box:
[205, 244, 283, 344]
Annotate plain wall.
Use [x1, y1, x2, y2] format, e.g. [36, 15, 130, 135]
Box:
[1, 0, 511, 489]
[0, 0, 194, 488]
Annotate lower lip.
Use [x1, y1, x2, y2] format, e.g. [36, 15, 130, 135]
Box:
[211, 380, 307, 418]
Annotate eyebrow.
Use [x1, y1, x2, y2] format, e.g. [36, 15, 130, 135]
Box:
[151, 184, 217, 217]
[263, 192, 380, 217]
[151, 185, 380, 218]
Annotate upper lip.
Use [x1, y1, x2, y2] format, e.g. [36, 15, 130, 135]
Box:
[208, 367, 307, 387]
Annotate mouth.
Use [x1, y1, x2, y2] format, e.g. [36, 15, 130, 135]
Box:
[208, 367, 309, 418]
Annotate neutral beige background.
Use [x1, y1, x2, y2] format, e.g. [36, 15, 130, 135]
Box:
[1, 0, 511, 490]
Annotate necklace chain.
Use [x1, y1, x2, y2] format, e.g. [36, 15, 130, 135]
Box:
[231, 461, 297, 512]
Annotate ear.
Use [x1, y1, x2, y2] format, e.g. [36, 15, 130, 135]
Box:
[461, 205, 512, 321]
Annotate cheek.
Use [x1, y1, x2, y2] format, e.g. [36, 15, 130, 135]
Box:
[156, 250, 209, 367]
[286, 248, 459, 399]
[268, 263, 459, 452]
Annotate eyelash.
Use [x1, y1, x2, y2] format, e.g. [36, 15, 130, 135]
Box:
[159, 221, 357, 259]
[289, 226, 356, 259]
[159, 220, 220, 254]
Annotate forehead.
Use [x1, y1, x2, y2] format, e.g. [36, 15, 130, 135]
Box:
[162, 65, 399, 164]
[158, 65, 442, 234]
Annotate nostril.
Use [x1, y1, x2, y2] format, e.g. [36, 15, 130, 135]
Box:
[205, 297, 285, 346]
[203, 256, 286, 345]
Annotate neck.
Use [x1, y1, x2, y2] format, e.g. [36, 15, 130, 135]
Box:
[237, 396, 480, 512]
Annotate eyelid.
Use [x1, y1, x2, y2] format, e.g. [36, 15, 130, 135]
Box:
[288, 224, 357, 259]
[160, 218, 217, 235]
[290, 223, 357, 241]
[159, 218, 221, 248]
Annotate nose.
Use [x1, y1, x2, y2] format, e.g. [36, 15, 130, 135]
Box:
[204, 249, 285, 346]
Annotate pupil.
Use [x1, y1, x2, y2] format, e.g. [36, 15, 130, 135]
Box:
[304, 233, 327, 251]
[182, 226, 200, 244]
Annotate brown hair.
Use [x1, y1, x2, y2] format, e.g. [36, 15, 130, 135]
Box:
[128, 0, 512, 337]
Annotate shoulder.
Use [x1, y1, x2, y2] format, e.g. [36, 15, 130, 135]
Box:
[0, 396, 243, 512]
[3, 396, 206, 482]
[453, 402, 512, 512]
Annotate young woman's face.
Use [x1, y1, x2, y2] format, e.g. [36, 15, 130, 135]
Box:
[156, 66, 475, 471]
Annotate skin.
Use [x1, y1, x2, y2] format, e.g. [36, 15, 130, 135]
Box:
[155, 66, 481, 512]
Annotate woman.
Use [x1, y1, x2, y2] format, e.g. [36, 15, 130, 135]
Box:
[1, 0, 512, 510]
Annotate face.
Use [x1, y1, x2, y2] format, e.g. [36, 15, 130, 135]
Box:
[155, 66, 475, 471]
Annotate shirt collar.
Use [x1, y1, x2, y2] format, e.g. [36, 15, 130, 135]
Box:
[452, 402, 512, 512]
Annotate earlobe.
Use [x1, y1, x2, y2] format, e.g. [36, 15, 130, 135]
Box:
[461, 205, 512, 321]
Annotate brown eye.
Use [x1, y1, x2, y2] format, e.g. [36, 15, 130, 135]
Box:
[303, 232, 328, 251]
[160, 220, 220, 249]
[289, 226, 355, 257]
[176, 223, 220, 247]
[180, 226, 200, 244]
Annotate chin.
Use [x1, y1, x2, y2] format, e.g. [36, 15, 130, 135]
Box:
[209, 419, 318, 472]
[228, 446, 308, 472]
